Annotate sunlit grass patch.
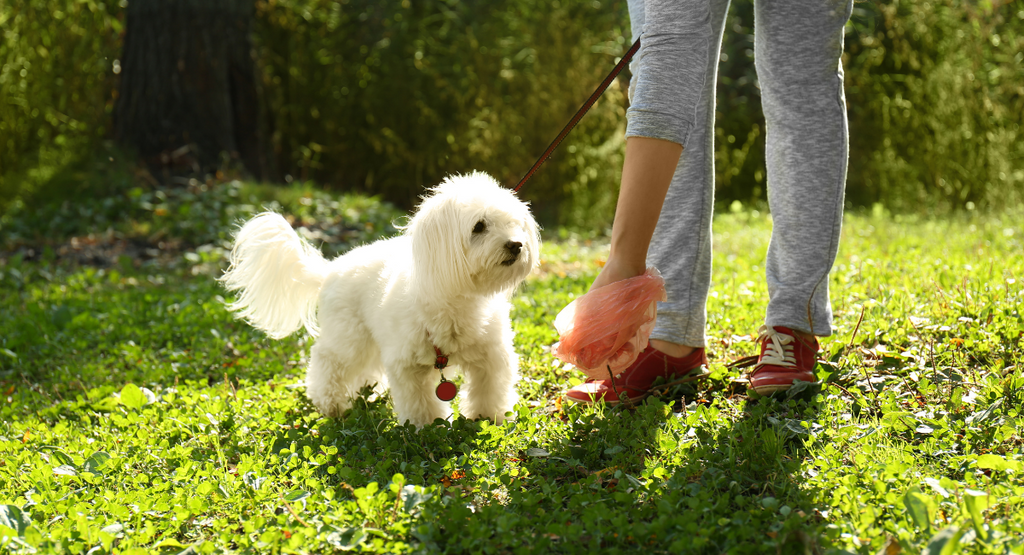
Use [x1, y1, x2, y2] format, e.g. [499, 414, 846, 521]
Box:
[1, 203, 1022, 553]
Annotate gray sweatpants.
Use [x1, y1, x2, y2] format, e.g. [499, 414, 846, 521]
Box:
[626, 0, 853, 346]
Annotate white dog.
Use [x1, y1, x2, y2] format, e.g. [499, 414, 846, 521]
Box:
[220, 172, 540, 427]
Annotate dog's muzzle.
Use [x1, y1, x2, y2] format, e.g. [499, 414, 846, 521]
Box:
[501, 241, 523, 266]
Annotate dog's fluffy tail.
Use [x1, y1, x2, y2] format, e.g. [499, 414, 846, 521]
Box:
[220, 212, 329, 339]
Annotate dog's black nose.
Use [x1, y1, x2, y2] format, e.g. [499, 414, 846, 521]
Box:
[506, 241, 522, 256]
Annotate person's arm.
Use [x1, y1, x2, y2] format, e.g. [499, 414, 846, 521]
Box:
[590, 136, 682, 291]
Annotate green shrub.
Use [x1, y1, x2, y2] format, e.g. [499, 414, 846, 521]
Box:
[713, 0, 767, 206]
[0, 0, 123, 210]
[253, 0, 630, 228]
[712, 0, 1024, 212]
[843, 0, 1024, 211]
[2, 0, 1021, 225]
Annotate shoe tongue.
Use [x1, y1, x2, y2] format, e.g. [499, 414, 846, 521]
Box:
[772, 326, 819, 349]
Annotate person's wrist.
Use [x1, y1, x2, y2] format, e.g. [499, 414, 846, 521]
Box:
[591, 256, 646, 291]
[605, 251, 646, 276]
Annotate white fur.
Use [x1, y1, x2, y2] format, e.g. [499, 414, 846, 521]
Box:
[220, 172, 540, 427]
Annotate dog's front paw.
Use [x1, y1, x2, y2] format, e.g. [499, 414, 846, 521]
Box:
[395, 405, 452, 429]
[306, 387, 355, 419]
[460, 401, 516, 425]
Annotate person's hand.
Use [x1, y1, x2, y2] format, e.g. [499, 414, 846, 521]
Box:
[590, 255, 646, 292]
[590, 254, 697, 359]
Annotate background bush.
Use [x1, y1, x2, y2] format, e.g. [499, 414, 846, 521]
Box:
[253, 0, 630, 228]
[843, 0, 1024, 211]
[1, 0, 1022, 230]
[0, 0, 123, 207]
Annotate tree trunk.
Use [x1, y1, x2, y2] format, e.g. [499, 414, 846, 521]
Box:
[113, 0, 272, 180]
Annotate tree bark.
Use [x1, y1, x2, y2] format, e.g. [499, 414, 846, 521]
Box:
[113, 0, 272, 180]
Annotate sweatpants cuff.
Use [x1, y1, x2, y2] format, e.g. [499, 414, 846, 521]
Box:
[626, 111, 692, 147]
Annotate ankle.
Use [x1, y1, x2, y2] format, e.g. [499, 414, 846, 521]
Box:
[771, 325, 818, 343]
[650, 339, 698, 358]
[790, 329, 819, 346]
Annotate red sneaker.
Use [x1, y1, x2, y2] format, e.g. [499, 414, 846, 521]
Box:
[564, 344, 709, 406]
[747, 325, 818, 395]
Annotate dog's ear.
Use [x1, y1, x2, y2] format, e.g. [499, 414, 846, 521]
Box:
[409, 193, 472, 297]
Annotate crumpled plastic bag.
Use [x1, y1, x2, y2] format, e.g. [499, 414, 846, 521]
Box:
[553, 267, 666, 380]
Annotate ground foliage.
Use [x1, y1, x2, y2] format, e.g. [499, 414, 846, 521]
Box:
[0, 145, 401, 262]
[1, 183, 1023, 554]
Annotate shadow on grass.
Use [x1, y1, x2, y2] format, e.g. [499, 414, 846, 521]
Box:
[404, 384, 830, 553]
[262, 388, 500, 496]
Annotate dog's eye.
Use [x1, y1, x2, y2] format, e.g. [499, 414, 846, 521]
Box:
[472, 220, 486, 234]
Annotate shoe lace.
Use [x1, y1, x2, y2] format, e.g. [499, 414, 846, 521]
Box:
[755, 325, 796, 369]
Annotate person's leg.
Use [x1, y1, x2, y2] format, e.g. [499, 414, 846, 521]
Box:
[563, 0, 730, 404]
[644, 0, 732, 351]
[746, 0, 852, 395]
[755, 0, 853, 337]
[590, 0, 720, 346]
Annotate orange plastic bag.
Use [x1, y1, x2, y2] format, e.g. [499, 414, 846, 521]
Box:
[553, 267, 666, 380]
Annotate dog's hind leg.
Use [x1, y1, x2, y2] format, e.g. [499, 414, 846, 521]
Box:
[306, 339, 383, 418]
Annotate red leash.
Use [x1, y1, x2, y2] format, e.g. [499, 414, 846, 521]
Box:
[513, 37, 641, 193]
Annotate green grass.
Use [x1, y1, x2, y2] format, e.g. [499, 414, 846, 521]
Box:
[1, 188, 1023, 554]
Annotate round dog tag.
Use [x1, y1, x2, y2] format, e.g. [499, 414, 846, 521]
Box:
[436, 379, 458, 402]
